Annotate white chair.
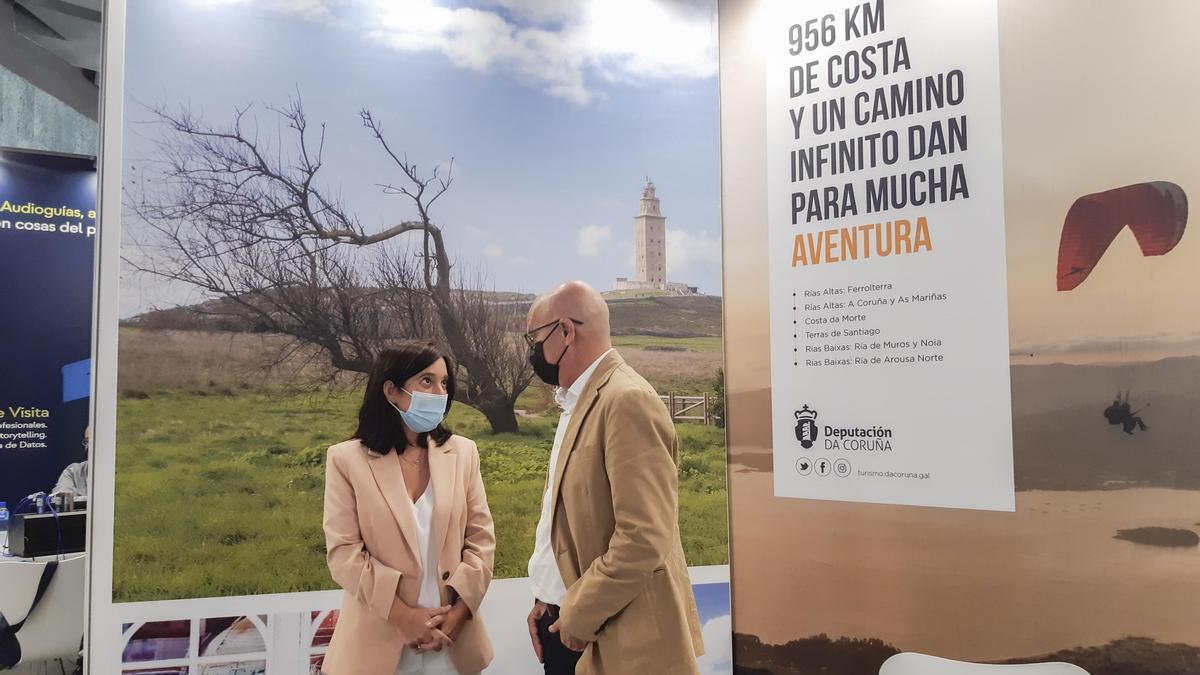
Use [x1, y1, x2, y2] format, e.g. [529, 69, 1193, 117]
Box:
[0, 559, 44, 625]
[0, 554, 86, 667]
[881, 653, 1090, 675]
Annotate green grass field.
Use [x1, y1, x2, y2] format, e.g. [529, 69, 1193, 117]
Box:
[611, 335, 724, 352]
[113, 389, 728, 602]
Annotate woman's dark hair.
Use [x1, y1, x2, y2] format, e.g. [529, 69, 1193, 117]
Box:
[353, 342, 455, 453]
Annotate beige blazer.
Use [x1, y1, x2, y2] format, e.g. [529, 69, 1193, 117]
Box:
[322, 435, 495, 675]
[551, 351, 705, 674]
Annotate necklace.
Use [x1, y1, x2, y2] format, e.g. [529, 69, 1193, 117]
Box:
[399, 450, 425, 466]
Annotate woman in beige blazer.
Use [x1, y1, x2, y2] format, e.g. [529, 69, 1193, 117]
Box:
[322, 342, 495, 675]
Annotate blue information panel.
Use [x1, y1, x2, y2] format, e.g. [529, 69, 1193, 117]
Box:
[0, 149, 97, 505]
[62, 358, 92, 403]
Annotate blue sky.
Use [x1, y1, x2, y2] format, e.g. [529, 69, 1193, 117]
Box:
[694, 581, 733, 674]
[120, 0, 721, 314]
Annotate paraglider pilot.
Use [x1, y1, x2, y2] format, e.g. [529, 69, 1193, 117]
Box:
[1103, 391, 1149, 435]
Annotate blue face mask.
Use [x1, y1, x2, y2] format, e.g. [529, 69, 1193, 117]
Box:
[391, 388, 448, 433]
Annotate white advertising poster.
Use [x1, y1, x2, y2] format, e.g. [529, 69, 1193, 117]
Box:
[764, 0, 1014, 510]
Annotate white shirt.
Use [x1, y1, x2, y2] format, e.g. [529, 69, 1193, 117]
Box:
[528, 349, 613, 605]
[396, 483, 458, 675]
[52, 461, 88, 497]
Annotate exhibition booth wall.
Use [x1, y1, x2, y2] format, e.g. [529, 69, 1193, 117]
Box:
[721, 1, 1200, 673]
[0, 0, 1193, 673]
[0, 149, 96, 509]
[88, 1, 728, 674]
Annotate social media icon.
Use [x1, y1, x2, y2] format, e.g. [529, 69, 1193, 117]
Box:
[834, 458, 852, 477]
[796, 457, 813, 476]
[815, 457, 832, 477]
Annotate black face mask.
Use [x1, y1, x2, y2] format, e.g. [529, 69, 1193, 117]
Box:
[529, 337, 569, 386]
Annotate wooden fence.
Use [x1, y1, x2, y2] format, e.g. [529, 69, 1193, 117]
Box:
[660, 393, 719, 425]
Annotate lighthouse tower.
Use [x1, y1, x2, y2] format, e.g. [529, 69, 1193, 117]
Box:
[634, 179, 667, 289]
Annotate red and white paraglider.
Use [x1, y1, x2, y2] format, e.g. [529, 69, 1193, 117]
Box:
[1056, 181, 1189, 436]
[1056, 181, 1188, 291]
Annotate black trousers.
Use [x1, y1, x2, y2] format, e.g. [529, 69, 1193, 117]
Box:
[536, 603, 583, 675]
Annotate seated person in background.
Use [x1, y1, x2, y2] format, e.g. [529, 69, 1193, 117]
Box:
[52, 426, 90, 498]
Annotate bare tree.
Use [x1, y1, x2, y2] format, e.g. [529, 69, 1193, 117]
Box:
[445, 267, 537, 417]
[125, 93, 533, 432]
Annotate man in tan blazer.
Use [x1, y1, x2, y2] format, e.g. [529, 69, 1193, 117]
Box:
[524, 281, 703, 675]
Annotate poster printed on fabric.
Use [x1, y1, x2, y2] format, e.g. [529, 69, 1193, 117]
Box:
[0, 150, 96, 508]
[764, 0, 1014, 510]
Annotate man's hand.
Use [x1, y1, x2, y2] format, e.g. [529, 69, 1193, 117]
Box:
[527, 600, 548, 663]
[548, 619, 589, 652]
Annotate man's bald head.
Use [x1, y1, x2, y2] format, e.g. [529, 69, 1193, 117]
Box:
[546, 281, 609, 336]
[527, 281, 613, 388]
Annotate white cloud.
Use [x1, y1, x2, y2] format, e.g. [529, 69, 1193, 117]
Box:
[576, 224, 613, 258]
[190, 1, 717, 104]
[576, 0, 717, 82]
[480, 0, 579, 23]
[696, 614, 733, 675]
[667, 228, 721, 275]
[189, 0, 338, 20]
[367, 0, 717, 104]
[482, 243, 504, 257]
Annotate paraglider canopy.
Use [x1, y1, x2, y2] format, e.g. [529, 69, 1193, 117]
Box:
[1056, 181, 1187, 291]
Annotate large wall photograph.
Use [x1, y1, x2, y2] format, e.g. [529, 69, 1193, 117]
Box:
[113, 0, 726, 605]
[721, 1, 1200, 673]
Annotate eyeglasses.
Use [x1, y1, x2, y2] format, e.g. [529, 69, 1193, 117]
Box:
[524, 317, 583, 349]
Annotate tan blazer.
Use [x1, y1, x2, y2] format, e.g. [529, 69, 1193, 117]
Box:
[322, 435, 495, 675]
[551, 351, 704, 674]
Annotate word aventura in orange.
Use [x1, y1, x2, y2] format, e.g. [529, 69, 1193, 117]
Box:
[791, 216, 931, 267]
